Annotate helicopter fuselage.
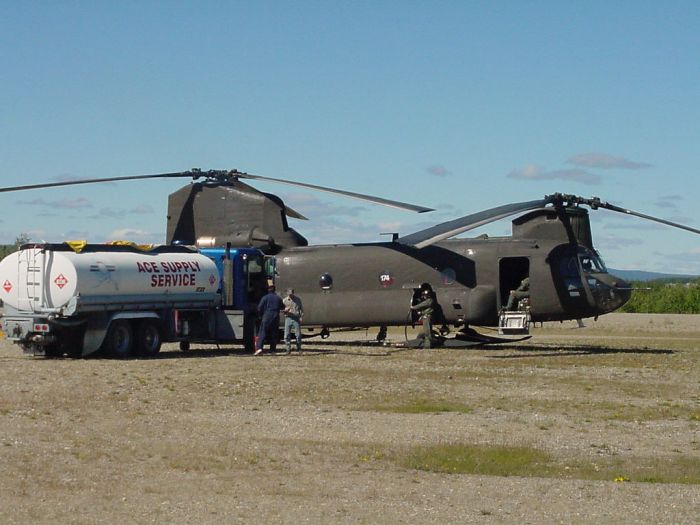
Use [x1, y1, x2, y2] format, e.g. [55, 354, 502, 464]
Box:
[273, 236, 631, 328]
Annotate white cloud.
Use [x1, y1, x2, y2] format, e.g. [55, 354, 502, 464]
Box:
[96, 208, 126, 219]
[595, 234, 644, 250]
[130, 204, 154, 214]
[567, 153, 652, 170]
[106, 228, 163, 244]
[654, 195, 683, 210]
[18, 197, 93, 209]
[426, 165, 451, 177]
[63, 230, 91, 240]
[602, 220, 664, 231]
[281, 193, 365, 218]
[87, 205, 154, 220]
[655, 248, 700, 274]
[507, 165, 601, 185]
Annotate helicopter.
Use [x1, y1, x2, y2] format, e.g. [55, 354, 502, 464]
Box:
[2, 169, 699, 346]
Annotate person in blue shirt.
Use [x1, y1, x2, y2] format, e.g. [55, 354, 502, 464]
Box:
[254, 285, 284, 355]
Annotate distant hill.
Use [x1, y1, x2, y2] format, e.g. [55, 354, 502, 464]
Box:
[608, 268, 698, 282]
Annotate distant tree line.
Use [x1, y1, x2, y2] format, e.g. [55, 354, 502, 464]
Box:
[620, 279, 700, 314]
[0, 233, 31, 259]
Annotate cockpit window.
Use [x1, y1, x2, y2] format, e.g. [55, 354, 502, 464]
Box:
[579, 251, 606, 273]
[559, 256, 579, 278]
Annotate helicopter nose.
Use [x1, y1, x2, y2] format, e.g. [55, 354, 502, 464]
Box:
[601, 273, 633, 311]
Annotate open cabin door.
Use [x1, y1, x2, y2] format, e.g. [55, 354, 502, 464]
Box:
[499, 257, 529, 310]
[498, 257, 531, 334]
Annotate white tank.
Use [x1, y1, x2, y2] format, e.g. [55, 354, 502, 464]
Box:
[0, 245, 220, 314]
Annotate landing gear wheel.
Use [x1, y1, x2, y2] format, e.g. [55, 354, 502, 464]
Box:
[104, 320, 133, 359]
[135, 320, 161, 357]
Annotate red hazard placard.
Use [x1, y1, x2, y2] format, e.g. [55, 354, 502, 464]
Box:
[54, 274, 68, 289]
[3, 280, 12, 293]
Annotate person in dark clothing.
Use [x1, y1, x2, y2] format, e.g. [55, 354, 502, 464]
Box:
[254, 285, 284, 355]
[506, 277, 530, 311]
[411, 288, 435, 348]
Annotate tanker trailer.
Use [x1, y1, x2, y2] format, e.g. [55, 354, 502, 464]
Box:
[0, 243, 264, 357]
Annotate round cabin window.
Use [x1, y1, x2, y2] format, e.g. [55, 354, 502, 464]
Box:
[319, 273, 333, 290]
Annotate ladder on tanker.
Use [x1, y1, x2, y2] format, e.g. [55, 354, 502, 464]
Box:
[16, 248, 45, 313]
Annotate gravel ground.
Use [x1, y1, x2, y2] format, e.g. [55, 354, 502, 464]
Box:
[0, 313, 699, 524]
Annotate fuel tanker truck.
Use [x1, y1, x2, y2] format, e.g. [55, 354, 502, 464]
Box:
[0, 242, 273, 357]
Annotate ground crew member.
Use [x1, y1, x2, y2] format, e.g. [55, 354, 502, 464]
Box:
[254, 285, 283, 355]
[411, 288, 435, 348]
[282, 288, 304, 354]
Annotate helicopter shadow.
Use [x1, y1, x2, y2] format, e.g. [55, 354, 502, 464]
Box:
[488, 343, 674, 358]
[141, 342, 398, 360]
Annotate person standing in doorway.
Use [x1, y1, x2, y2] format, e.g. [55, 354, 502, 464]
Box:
[282, 288, 304, 354]
[254, 285, 283, 355]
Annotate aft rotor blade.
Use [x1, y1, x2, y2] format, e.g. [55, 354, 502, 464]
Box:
[399, 197, 554, 248]
[597, 201, 700, 235]
[237, 173, 434, 213]
[0, 171, 194, 193]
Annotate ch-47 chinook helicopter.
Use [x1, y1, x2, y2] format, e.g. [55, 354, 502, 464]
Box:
[3, 168, 699, 346]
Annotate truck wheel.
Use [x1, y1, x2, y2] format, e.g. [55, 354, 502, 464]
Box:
[104, 320, 133, 358]
[135, 320, 161, 357]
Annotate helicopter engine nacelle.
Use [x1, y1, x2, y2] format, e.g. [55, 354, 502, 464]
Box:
[166, 181, 308, 252]
[512, 206, 593, 249]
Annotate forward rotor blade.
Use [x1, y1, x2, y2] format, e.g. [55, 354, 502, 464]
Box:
[283, 205, 308, 221]
[399, 197, 554, 249]
[237, 173, 434, 213]
[0, 171, 194, 193]
[598, 201, 700, 235]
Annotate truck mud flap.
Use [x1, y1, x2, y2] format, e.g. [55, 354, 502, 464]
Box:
[82, 313, 110, 357]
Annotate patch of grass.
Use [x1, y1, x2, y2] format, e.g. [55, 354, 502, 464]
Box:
[358, 448, 386, 463]
[401, 443, 700, 484]
[404, 443, 553, 476]
[567, 455, 700, 485]
[168, 453, 228, 472]
[485, 396, 699, 423]
[373, 398, 473, 414]
[600, 401, 699, 422]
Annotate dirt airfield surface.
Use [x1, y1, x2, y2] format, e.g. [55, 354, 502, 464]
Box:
[1, 313, 699, 524]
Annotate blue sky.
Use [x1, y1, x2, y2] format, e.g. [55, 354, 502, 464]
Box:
[1, 2, 699, 273]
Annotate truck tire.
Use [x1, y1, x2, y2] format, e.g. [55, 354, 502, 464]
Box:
[104, 320, 134, 359]
[135, 320, 161, 357]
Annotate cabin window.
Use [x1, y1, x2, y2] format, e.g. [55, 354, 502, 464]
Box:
[441, 268, 456, 285]
[319, 273, 333, 290]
